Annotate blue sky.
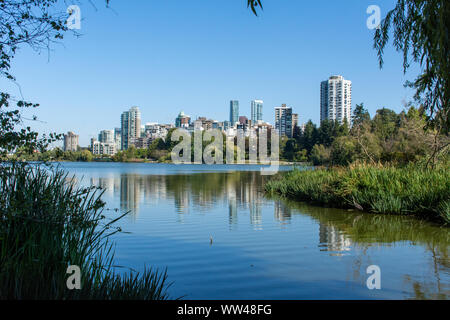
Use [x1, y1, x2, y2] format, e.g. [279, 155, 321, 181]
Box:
[2, 0, 420, 147]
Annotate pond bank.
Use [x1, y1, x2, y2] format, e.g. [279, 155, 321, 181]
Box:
[264, 164, 450, 225]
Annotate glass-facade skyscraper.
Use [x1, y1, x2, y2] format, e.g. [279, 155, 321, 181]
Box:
[251, 100, 263, 123]
[230, 100, 239, 124]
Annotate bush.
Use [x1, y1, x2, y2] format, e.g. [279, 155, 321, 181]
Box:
[310, 144, 331, 165]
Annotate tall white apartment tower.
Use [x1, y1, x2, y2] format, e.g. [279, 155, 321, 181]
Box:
[121, 106, 141, 150]
[320, 75, 352, 124]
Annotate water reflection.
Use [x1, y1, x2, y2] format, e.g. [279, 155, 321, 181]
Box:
[283, 200, 449, 299]
[90, 172, 271, 228]
[319, 224, 352, 255]
[83, 169, 448, 299]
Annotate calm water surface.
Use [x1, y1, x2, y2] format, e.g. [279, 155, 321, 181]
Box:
[59, 162, 449, 300]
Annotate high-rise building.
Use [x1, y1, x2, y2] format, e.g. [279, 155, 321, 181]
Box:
[292, 113, 299, 137]
[92, 129, 117, 156]
[223, 121, 232, 131]
[320, 75, 352, 124]
[175, 111, 191, 128]
[292, 113, 299, 128]
[251, 100, 263, 123]
[63, 131, 79, 152]
[91, 138, 116, 156]
[144, 123, 169, 140]
[98, 130, 114, 144]
[275, 104, 293, 138]
[121, 106, 141, 150]
[114, 128, 122, 152]
[230, 100, 239, 125]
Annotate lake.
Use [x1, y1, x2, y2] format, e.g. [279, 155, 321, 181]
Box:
[58, 162, 449, 300]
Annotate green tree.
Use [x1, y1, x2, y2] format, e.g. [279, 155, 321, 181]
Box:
[372, 108, 400, 142]
[331, 136, 356, 166]
[318, 120, 333, 147]
[282, 138, 297, 161]
[310, 144, 331, 166]
[293, 124, 301, 140]
[299, 120, 319, 154]
[78, 150, 93, 162]
[374, 0, 449, 132]
[352, 103, 371, 128]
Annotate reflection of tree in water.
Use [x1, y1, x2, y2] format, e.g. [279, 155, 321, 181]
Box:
[319, 224, 352, 255]
[279, 199, 450, 300]
[274, 200, 292, 224]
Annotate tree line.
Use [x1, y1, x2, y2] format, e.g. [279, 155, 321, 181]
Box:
[282, 104, 448, 167]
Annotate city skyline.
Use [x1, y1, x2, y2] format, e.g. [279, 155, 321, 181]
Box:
[0, 0, 418, 147]
[74, 97, 300, 150]
[67, 72, 356, 151]
[63, 73, 353, 151]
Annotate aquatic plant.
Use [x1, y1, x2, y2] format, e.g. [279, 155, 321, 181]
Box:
[0, 163, 170, 299]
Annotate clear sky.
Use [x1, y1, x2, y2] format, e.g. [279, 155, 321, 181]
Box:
[2, 0, 420, 147]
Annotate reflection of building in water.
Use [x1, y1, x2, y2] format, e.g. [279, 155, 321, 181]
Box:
[89, 176, 120, 199]
[225, 176, 239, 225]
[249, 202, 262, 230]
[174, 187, 190, 214]
[97, 176, 116, 196]
[274, 200, 292, 223]
[141, 175, 168, 204]
[223, 172, 264, 228]
[229, 201, 237, 225]
[120, 174, 141, 217]
[228, 186, 238, 225]
[319, 224, 352, 255]
[248, 174, 263, 229]
[87, 171, 269, 224]
[91, 174, 173, 218]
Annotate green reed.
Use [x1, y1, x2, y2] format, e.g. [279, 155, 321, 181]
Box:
[265, 163, 450, 224]
[0, 163, 171, 299]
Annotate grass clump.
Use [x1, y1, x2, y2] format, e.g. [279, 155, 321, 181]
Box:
[0, 163, 170, 300]
[265, 164, 450, 224]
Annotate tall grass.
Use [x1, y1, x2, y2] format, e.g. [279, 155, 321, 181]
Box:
[0, 163, 171, 300]
[265, 163, 450, 224]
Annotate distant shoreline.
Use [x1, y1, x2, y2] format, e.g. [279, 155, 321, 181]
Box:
[11, 159, 306, 166]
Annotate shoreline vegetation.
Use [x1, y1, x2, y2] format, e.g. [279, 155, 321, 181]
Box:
[265, 163, 450, 225]
[15, 158, 305, 166]
[0, 163, 171, 299]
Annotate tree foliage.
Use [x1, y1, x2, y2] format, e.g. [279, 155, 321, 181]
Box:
[247, 0, 263, 16]
[374, 0, 449, 133]
[0, 0, 81, 158]
[286, 104, 449, 166]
